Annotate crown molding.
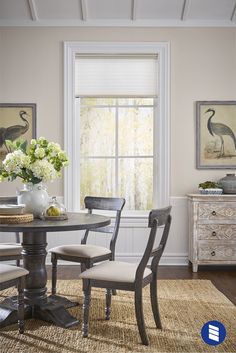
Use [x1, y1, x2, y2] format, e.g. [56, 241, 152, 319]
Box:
[0, 19, 236, 28]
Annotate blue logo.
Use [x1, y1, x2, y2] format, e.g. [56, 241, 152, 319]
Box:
[201, 320, 226, 345]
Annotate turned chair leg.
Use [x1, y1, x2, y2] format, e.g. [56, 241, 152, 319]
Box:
[112, 289, 117, 295]
[18, 277, 25, 334]
[51, 253, 58, 295]
[134, 287, 149, 346]
[150, 276, 162, 329]
[82, 284, 91, 338]
[15, 259, 21, 288]
[105, 289, 112, 320]
[80, 263, 87, 273]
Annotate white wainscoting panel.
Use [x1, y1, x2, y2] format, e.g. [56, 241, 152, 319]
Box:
[0, 196, 188, 265]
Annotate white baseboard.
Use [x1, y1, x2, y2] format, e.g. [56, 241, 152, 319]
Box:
[159, 253, 188, 265]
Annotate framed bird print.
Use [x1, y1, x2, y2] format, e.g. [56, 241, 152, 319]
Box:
[196, 101, 236, 169]
[0, 103, 36, 163]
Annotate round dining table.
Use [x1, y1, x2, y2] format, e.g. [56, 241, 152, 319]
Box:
[0, 212, 110, 329]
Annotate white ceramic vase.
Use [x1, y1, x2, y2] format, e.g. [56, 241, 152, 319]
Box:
[17, 183, 49, 218]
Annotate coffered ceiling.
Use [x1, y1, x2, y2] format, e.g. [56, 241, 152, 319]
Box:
[0, 0, 235, 27]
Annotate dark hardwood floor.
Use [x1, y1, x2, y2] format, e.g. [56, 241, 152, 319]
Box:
[46, 264, 236, 305]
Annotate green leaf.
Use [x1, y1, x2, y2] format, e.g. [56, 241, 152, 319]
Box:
[5, 140, 14, 151]
[20, 140, 28, 153]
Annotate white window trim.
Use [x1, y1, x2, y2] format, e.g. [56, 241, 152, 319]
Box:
[64, 41, 170, 216]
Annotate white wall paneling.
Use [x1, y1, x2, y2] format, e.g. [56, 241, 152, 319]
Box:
[0, 196, 188, 265]
[46, 196, 188, 265]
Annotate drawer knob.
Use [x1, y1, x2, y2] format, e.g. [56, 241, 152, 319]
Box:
[211, 211, 216, 216]
[211, 251, 216, 256]
[212, 231, 216, 236]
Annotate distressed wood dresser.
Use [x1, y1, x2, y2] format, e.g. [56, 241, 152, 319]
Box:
[187, 194, 236, 272]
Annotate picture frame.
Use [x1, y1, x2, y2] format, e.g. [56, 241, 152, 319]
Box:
[0, 103, 36, 162]
[196, 101, 236, 169]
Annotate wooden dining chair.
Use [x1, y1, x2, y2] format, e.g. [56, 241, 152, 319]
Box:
[0, 197, 22, 266]
[0, 264, 29, 333]
[49, 196, 125, 295]
[79, 206, 172, 346]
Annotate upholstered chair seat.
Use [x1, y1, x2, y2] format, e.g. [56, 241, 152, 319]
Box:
[0, 244, 22, 257]
[0, 264, 28, 284]
[79, 261, 152, 283]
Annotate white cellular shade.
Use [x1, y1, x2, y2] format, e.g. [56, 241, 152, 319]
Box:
[75, 55, 158, 97]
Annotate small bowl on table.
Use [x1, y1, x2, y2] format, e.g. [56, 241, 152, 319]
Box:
[198, 188, 223, 195]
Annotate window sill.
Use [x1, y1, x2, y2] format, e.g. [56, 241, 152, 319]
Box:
[58, 197, 149, 219]
[77, 209, 148, 218]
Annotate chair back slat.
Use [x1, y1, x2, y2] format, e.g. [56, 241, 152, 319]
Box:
[136, 206, 172, 282]
[84, 196, 125, 211]
[148, 206, 171, 227]
[81, 197, 125, 256]
[150, 214, 172, 270]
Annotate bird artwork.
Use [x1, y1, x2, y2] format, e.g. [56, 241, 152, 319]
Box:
[0, 110, 30, 153]
[205, 108, 236, 158]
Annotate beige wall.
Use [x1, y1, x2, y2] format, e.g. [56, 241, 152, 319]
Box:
[0, 27, 236, 198]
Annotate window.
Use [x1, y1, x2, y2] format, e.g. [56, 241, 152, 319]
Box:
[78, 97, 154, 210]
[64, 42, 170, 214]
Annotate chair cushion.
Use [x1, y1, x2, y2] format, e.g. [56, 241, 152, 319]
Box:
[0, 264, 28, 284]
[0, 244, 22, 256]
[49, 244, 111, 259]
[79, 261, 152, 283]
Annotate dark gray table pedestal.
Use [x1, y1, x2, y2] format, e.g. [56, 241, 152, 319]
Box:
[0, 231, 79, 328]
[0, 213, 110, 328]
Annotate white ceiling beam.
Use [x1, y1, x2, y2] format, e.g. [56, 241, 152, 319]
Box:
[231, 1, 236, 21]
[28, 0, 38, 21]
[132, 0, 138, 21]
[181, 0, 191, 21]
[81, 0, 88, 21]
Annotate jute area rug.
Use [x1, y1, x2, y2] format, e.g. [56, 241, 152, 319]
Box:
[0, 280, 235, 353]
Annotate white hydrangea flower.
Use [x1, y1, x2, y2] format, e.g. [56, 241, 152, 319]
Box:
[0, 137, 69, 184]
[48, 142, 61, 153]
[58, 151, 67, 160]
[34, 147, 45, 159]
[3, 150, 30, 174]
[30, 139, 37, 146]
[30, 159, 58, 182]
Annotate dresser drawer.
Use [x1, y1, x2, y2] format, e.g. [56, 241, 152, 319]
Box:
[198, 241, 236, 261]
[198, 203, 236, 220]
[198, 224, 236, 240]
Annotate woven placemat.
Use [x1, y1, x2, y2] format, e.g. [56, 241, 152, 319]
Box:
[0, 213, 33, 224]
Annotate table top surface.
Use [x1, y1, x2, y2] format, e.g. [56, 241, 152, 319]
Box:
[0, 212, 111, 232]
